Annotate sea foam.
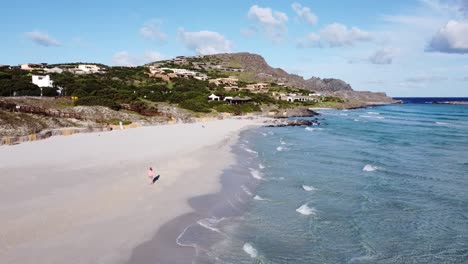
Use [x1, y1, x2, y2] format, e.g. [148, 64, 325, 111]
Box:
[250, 168, 263, 180]
[243, 243, 258, 258]
[296, 203, 317, 216]
[197, 217, 224, 233]
[362, 164, 379, 172]
[302, 185, 317, 192]
[241, 185, 253, 196]
[254, 195, 269, 201]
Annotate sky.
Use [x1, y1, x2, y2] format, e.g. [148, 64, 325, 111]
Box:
[2, 0, 468, 97]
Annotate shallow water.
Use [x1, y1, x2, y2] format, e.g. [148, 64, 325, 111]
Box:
[184, 104, 468, 263]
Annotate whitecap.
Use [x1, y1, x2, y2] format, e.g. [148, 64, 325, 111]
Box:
[362, 164, 379, 172]
[367, 111, 380, 115]
[259, 163, 265, 170]
[243, 147, 258, 155]
[243, 243, 258, 258]
[249, 168, 263, 180]
[360, 115, 385, 119]
[276, 146, 290, 152]
[435, 121, 449, 125]
[280, 139, 287, 145]
[354, 119, 360, 122]
[302, 185, 317, 192]
[260, 132, 268, 136]
[305, 127, 322, 131]
[340, 113, 348, 116]
[241, 185, 253, 196]
[254, 195, 269, 201]
[296, 203, 317, 216]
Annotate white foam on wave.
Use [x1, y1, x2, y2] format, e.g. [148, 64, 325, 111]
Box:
[280, 139, 287, 145]
[259, 163, 265, 170]
[305, 127, 323, 131]
[435, 121, 449, 125]
[243, 147, 258, 155]
[340, 113, 349, 116]
[243, 243, 258, 258]
[360, 115, 385, 119]
[197, 217, 224, 233]
[260, 132, 268, 137]
[302, 185, 317, 192]
[241, 185, 253, 196]
[249, 168, 263, 180]
[354, 119, 360, 122]
[362, 164, 379, 172]
[254, 195, 269, 201]
[296, 203, 317, 216]
[367, 111, 380, 115]
[276, 146, 290, 152]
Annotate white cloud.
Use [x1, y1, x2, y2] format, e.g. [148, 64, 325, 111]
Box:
[298, 23, 372, 48]
[25, 31, 60, 47]
[369, 47, 399, 64]
[297, 33, 321, 48]
[320, 23, 372, 47]
[405, 75, 448, 82]
[178, 28, 232, 55]
[291, 2, 318, 25]
[112, 51, 136, 66]
[247, 5, 288, 41]
[112, 50, 166, 66]
[143, 51, 166, 62]
[426, 20, 468, 53]
[140, 19, 167, 41]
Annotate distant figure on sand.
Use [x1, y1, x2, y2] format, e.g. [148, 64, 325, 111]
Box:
[148, 167, 155, 184]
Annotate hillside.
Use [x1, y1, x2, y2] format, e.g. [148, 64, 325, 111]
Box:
[149, 52, 395, 104]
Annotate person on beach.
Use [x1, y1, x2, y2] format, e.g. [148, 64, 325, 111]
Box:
[148, 167, 155, 184]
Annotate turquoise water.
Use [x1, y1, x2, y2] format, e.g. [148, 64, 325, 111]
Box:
[183, 104, 468, 263]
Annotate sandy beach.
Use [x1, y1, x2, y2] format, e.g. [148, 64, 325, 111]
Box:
[0, 118, 263, 264]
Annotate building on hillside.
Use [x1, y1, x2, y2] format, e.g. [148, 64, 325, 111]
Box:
[208, 94, 220, 101]
[20, 63, 43, 71]
[32, 75, 54, 87]
[77, 64, 103, 74]
[280, 94, 319, 102]
[209, 77, 239, 86]
[224, 96, 252, 104]
[244, 83, 269, 93]
[44, 67, 64, 74]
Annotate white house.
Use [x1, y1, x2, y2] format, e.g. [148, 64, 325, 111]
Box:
[208, 94, 220, 101]
[44, 67, 64, 74]
[77, 64, 102, 74]
[32, 75, 54, 87]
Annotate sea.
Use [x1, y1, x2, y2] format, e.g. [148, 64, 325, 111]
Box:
[177, 98, 468, 264]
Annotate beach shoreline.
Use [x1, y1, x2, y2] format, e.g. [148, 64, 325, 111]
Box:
[0, 118, 264, 264]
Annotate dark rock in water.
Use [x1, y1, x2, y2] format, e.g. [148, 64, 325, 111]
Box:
[269, 107, 319, 118]
[266, 119, 319, 127]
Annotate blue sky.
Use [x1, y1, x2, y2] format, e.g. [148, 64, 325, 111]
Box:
[2, 0, 468, 96]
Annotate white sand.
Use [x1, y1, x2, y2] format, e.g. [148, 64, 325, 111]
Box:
[0, 118, 263, 264]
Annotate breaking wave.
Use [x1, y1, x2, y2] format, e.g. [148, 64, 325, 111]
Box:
[302, 185, 317, 192]
[254, 195, 269, 201]
[250, 168, 263, 180]
[296, 203, 317, 216]
[243, 243, 258, 258]
[362, 164, 379, 172]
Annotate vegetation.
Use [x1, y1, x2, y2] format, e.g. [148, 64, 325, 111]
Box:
[0, 64, 348, 115]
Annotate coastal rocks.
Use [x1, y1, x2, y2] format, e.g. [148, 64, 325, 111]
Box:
[267, 107, 319, 118]
[266, 119, 319, 127]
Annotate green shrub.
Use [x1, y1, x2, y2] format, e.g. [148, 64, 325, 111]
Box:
[74, 96, 121, 111]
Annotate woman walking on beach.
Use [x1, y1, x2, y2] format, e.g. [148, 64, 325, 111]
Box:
[148, 167, 155, 184]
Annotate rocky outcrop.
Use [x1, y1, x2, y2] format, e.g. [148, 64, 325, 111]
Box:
[266, 119, 320, 127]
[266, 107, 319, 118]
